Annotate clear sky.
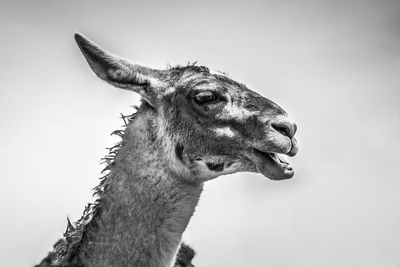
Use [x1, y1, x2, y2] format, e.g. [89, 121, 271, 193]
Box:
[0, 0, 399, 266]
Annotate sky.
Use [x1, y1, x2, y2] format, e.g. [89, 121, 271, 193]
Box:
[0, 0, 399, 266]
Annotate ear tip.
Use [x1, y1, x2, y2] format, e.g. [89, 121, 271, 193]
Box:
[74, 32, 83, 41]
[74, 32, 89, 48]
[74, 32, 101, 59]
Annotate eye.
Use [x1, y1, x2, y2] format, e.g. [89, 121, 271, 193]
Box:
[193, 91, 218, 105]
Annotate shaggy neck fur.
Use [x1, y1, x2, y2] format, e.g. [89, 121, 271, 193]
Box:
[55, 107, 203, 267]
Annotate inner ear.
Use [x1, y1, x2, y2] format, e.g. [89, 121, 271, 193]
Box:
[74, 33, 166, 105]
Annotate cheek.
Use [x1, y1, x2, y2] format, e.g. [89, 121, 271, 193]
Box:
[189, 156, 256, 181]
[208, 116, 266, 146]
[222, 116, 265, 145]
[164, 107, 245, 158]
[183, 136, 243, 165]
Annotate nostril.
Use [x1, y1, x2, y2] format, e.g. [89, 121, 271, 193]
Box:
[271, 121, 296, 138]
[272, 124, 290, 137]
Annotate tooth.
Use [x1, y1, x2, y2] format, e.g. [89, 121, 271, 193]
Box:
[278, 154, 289, 164]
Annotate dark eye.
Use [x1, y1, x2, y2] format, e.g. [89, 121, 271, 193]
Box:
[193, 91, 218, 104]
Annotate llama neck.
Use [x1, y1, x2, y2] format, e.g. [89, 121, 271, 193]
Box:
[79, 112, 203, 267]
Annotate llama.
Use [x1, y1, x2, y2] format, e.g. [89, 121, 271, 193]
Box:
[36, 33, 298, 267]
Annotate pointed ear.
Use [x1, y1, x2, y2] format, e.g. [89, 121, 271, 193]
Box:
[74, 33, 165, 105]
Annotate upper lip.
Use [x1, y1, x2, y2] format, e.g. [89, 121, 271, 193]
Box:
[286, 137, 298, 157]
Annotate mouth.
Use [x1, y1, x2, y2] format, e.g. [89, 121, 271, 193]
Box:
[251, 148, 294, 180]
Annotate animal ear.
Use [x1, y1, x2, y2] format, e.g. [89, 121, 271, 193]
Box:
[74, 33, 165, 105]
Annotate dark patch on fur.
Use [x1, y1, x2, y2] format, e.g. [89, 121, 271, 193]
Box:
[175, 143, 184, 163]
[174, 243, 196, 267]
[205, 162, 225, 172]
[225, 161, 234, 168]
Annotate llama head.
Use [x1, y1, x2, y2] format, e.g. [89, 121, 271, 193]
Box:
[75, 33, 298, 182]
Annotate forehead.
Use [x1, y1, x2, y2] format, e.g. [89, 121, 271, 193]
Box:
[168, 65, 252, 96]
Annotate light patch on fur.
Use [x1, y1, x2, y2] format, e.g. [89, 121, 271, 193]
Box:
[213, 127, 236, 137]
[146, 76, 166, 88]
[163, 86, 176, 95]
[180, 72, 206, 84]
[217, 103, 253, 121]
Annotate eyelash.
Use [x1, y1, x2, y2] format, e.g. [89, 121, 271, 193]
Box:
[194, 92, 216, 104]
[193, 91, 225, 105]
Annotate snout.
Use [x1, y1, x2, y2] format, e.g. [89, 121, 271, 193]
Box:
[271, 120, 297, 139]
[270, 117, 298, 157]
[247, 115, 299, 180]
[251, 116, 298, 156]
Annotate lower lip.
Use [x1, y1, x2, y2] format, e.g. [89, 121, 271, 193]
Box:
[253, 149, 294, 180]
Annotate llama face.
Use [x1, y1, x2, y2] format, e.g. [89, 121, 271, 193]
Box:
[75, 34, 298, 182]
[159, 67, 298, 181]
